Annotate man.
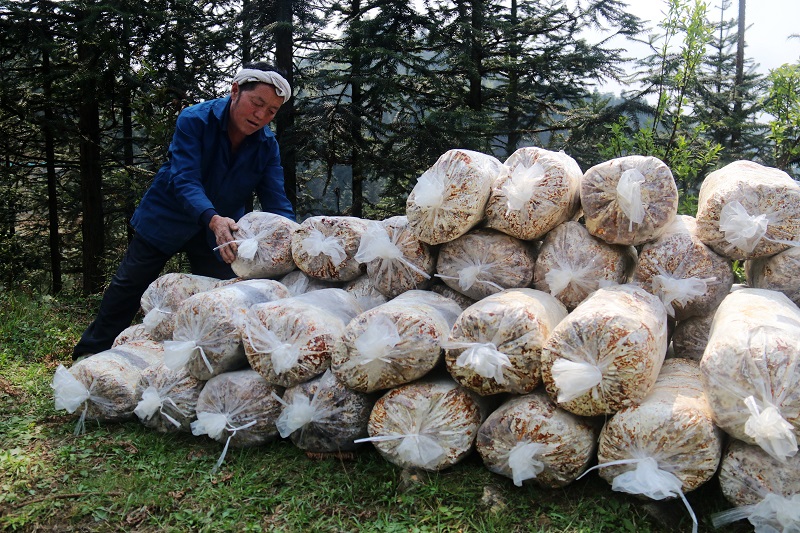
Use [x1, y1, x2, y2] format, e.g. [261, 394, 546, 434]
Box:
[72, 63, 296, 359]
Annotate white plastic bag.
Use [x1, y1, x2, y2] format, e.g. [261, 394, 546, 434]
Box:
[406, 149, 503, 245]
[700, 288, 800, 461]
[357, 378, 488, 471]
[476, 390, 596, 488]
[484, 147, 582, 241]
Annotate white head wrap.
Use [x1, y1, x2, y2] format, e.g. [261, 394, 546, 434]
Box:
[233, 68, 292, 103]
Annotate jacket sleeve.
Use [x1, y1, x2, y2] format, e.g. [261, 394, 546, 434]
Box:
[167, 109, 215, 223]
[256, 139, 297, 222]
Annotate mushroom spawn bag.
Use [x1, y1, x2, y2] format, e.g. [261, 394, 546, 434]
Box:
[355, 216, 436, 299]
[444, 288, 568, 396]
[746, 245, 800, 307]
[719, 439, 800, 508]
[533, 220, 636, 311]
[191, 369, 283, 449]
[342, 275, 389, 311]
[700, 288, 800, 462]
[243, 288, 362, 388]
[695, 160, 800, 261]
[230, 211, 300, 279]
[580, 155, 679, 246]
[596, 359, 724, 496]
[406, 149, 504, 245]
[363, 377, 488, 471]
[540, 284, 669, 417]
[279, 269, 341, 296]
[476, 389, 597, 488]
[712, 439, 800, 532]
[113, 323, 153, 347]
[333, 290, 462, 393]
[276, 370, 374, 453]
[435, 228, 536, 301]
[290, 215, 369, 282]
[140, 273, 222, 341]
[167, 279, 291, 381]
[484, 146, 582, 241]
[52, 341, 163, 428]
[134, 361, 205, 433]
[670, 312, 714, 362]
[633, 215, 734, 321]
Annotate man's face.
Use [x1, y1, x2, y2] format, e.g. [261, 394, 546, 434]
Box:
[229, 81, 283, 137]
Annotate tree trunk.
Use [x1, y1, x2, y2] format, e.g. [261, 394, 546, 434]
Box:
[731, 0, 745, 150]
[122, 16, 135, 242]
[468, 0, 483, 111]
[349, 0, 364, 218]
[78, 38, 105, 295]
[42, 49, 62, 294]
[505, 0, 520, 157]
[242, 0, 252, 64]
[275, 0, 297, 210]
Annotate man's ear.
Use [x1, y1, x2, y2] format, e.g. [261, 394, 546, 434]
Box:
[231, 81, 240, 100]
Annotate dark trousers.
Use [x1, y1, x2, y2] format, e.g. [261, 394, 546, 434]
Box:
[72, 230, 235, 358]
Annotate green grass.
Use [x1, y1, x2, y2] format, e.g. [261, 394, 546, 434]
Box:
[0, 289, 745, 532]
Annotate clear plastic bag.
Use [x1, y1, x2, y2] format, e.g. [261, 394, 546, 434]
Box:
[243, 289, 361, 388]
[696, 160, 800, 260]
[166, 279, 291, 380]
[435, 228, 536, 301]
[541, 284, 668, 416]
[484, 147, 582, 241]
[357, 378, 488, 471]
[230, 211, 300, 279]
[134, 362, 205, 433]
[355, 216, 436, 298]
[476, 390, 596, 488]
[700, 288, 800, 461]
[581, 155, 678, 246]
[191, 369, 283, 472]
[714, 439, 800, 532]
[140, 273, 221, 340]
[634, 215, 733, 320]
[291, 216, 369, 282]
[52, 342, 163, 434]
[533, 221, 635, 311]
[406, 149, 504, 245]
[274, 370, 373, 453]
[444, 288, 568, 396]
[333, 290, 462, 393]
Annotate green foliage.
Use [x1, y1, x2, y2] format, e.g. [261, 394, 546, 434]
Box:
[691, 0, 767, 165]
[763, 63, 800, 175]
[596, 0, 723, 196]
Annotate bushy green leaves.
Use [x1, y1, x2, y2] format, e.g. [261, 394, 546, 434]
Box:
[764, 62, 800, 173]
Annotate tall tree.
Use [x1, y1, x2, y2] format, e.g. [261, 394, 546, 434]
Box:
[424, 0, 640, 161]
[299, 0, 430, 217]
[275, 0, 297, 208]
[690, 0, 764, 165]
[74, 3, 106, 294]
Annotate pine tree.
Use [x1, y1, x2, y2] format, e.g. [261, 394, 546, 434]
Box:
[298, 0, 431, 218]
[690, 0, 766, 166]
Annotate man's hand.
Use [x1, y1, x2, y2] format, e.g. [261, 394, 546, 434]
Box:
[209, 215, 239, 263]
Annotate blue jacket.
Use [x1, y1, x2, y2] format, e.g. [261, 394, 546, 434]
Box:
[130, 96, 296, 255]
